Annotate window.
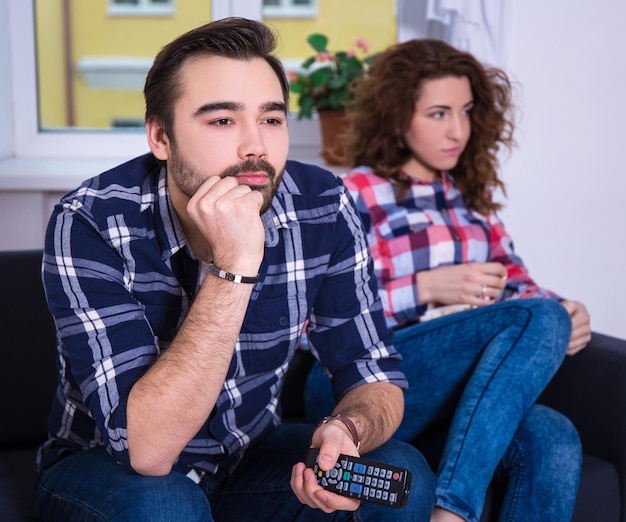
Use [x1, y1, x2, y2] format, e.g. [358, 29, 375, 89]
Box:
[108, 0, 175, 17]
[1, 0, 418, 160]
[262, 0, 317, 19]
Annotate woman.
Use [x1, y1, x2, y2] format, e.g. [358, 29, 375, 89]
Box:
[305, 39, 590, 522]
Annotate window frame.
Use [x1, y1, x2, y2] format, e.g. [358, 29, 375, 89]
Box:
[108, 0, 175, 18]
[262, 0, 317, 19]
[1, 0, 415, 162]
[2, 0, 263, 159]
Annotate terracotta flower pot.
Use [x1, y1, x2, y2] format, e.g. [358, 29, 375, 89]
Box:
[317, 110, 349, 165]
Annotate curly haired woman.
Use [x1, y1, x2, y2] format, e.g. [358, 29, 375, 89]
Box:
[305, 39, 590, 522]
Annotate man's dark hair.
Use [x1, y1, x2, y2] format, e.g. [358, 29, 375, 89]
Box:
[144, 17, 289, 136]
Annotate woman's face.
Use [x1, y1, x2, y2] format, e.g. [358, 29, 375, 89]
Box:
[402, 75, 473, 182]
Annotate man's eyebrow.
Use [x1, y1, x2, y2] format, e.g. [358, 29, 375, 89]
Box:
[193, 101, 244, 118]
[262, 101, 288, 114]
[193, 101, 287, 118]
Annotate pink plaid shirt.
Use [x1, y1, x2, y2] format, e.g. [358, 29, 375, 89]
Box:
[342, 166, 559, 329]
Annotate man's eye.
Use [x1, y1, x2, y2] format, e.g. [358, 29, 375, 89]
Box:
[264, 117, 283, 126]
[210, 118, 232, 126]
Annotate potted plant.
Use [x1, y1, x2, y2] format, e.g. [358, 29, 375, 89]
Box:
[288, 34, 376, 164]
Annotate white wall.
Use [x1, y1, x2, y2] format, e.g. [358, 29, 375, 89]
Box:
[498, 1, 626, 338]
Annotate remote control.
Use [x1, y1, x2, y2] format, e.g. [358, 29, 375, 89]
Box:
[305, 448, 411, 508]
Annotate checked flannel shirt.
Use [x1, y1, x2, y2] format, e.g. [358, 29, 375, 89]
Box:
[342, 166, 560, 329]
[37, 154, 406, 476]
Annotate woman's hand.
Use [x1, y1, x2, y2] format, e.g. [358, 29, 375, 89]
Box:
[560, 300, 591, 355]
[417, 262, 508, 307]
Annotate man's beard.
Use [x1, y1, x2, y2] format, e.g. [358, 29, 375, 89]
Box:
[169, 147, 283, 214]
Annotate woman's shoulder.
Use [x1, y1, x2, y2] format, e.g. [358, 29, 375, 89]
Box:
[342, 166, 388, 191]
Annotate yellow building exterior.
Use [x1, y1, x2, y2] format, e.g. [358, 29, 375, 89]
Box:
[35, 0, 396, 129]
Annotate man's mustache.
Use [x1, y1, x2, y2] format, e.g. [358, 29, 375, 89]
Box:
[219, 159, 276, 182]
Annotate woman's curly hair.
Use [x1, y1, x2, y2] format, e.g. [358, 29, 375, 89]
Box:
[343, 39, 516, 214]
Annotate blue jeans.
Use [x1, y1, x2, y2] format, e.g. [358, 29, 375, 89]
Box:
[35, 423, 436, 521]
[305, 299, 582, 522]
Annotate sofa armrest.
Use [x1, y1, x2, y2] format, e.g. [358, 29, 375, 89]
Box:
[539, 331, 626, 520]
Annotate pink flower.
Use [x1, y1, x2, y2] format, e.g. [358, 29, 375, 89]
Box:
[315, 51, 335, 63]
[346, 49, 356, 58]
[287, 70, 298, 82]
[355, 38, 369, 53]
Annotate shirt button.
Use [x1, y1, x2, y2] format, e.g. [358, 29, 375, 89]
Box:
[279, 316, 288, 327]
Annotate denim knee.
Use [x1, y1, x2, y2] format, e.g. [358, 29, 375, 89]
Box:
[515, 298, 572, 360]
[363, 440, 436, 521]
[36, 447, 212, 522]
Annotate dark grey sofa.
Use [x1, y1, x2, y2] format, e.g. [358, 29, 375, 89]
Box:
[1, 249, 624, 521]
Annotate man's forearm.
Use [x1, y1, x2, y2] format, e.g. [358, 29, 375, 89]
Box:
[332, 382, 404, 454]
[126, 277, 253, 475]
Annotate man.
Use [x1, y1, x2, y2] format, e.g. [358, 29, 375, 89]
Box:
[35, 17, 435, 521]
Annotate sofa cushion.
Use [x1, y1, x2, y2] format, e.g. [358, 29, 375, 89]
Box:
[0, 250, 57, 447]
[0, 446, 40, 521]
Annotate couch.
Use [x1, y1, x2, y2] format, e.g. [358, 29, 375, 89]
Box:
[1, 249, 624, 521]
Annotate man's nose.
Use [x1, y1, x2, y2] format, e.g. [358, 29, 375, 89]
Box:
[238, 123, 268, 158]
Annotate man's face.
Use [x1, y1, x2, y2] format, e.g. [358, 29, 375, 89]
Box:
[161, 55, 289, 213]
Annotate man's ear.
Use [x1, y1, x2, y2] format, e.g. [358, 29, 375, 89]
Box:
[146, 118, 171, 161]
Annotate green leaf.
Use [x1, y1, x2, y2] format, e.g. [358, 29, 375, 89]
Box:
[310, 67, 331, 88]
[299, 96, 314, 120]
[307, 33, 328, 53]
[301, 56, 316, 70]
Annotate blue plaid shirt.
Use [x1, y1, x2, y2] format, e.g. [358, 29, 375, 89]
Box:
[37, 154, 406, 476]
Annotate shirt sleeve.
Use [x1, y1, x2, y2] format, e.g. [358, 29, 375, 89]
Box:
[43, 202, 161, 469]
[305, 183, 408, 402]
[344, 176, 427, 329]
[488, 212, 562, 301]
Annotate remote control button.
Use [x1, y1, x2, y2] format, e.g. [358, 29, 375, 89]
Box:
[354, 463, 366, 474]
[349, 483, 363, 494]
